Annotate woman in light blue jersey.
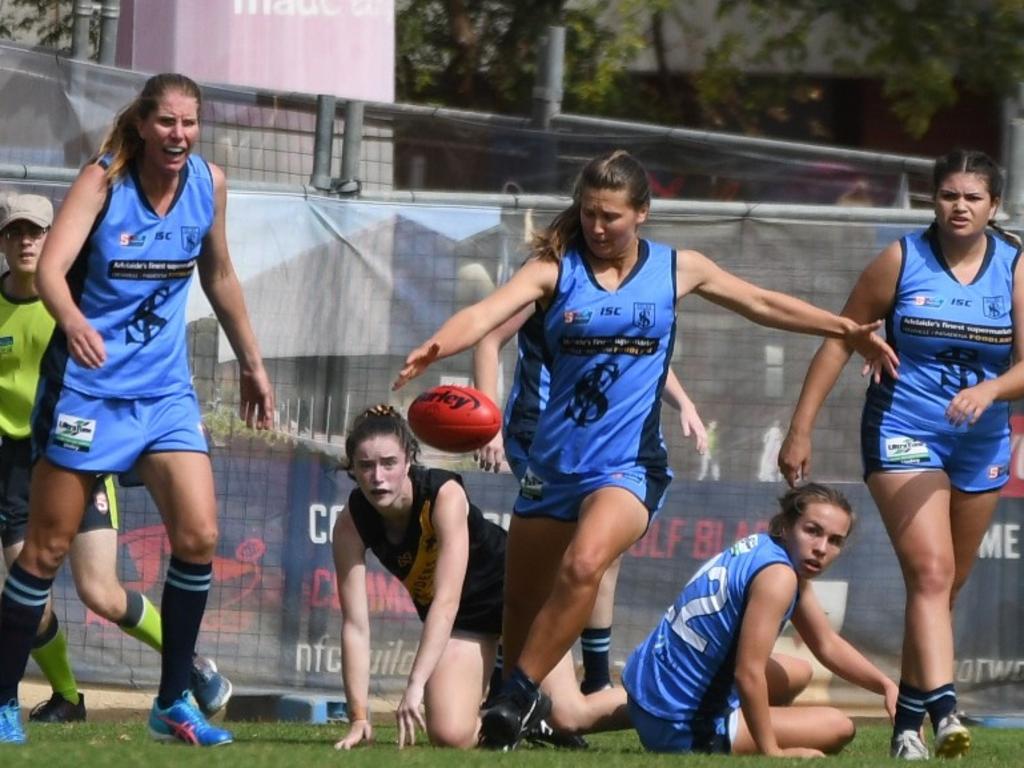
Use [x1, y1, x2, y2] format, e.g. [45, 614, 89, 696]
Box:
[0, 73, 274, 747]
[625, 483, 896, 757]
[395, 149, 896, 750]
[779, 149, 1024, 761]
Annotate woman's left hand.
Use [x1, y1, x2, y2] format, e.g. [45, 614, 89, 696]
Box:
[393, 342, 440, 391]
[239, 367, 275, 429]
[946, 382, 996, 427]
[679, 400, 708, 455]
[882, 680, 899, 723]
[395, 683, 427, 749]
[843, 320, 899, 381]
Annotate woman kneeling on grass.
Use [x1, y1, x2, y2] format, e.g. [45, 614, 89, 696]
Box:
[624, 483, 898, 758]
[333, 405, 629, 750]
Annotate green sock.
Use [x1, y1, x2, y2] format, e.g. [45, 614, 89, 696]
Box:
[118, 591, 163, 652]
[31, 616, 79, 705]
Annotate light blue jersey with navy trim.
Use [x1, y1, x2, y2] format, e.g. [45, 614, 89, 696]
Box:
[503, 305, 549, 456]
[864, 226, 1018, 440]
[42, 155, 214, 398]
[623, 534, 797, 721]
[526, 239, 676, 475]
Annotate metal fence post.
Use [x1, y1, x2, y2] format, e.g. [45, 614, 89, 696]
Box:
[531, 26, 565, 129]
[336, 100, 364, 196]
[71, 0, 94, 60]
[1006, 116, 1024, 225]
[311, 94, 337, 191]
[98, 0, 121, 66]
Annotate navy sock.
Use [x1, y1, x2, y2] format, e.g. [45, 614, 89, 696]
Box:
[158, 557, 211, 709]
[923, 683, 957, 732]
[501, 665, 539, 701]
[580, 626, 612, 693]
[894, 680, 928, 735]
[0, 563, 54, 702]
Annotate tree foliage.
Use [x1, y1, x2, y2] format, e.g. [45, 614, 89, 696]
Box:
[0, 0, 72, 50]
[702, 0, 1024, 137]
[395, 0, 671, 116]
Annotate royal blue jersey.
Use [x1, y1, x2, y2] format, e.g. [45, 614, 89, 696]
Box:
[623, 534, 797, 720]
[865, 226, 1018, 437]
[527, 239, 676, 475]
[42, 155, 214, 398]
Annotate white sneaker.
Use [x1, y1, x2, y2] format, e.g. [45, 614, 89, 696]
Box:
[934, 713, 971, 758]
[890, 729, 930, 760]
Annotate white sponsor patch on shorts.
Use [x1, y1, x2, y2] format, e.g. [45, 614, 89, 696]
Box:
[55, 413, 97, 452]
[520, 469, 544, 500]
[884, 436, 929, 463]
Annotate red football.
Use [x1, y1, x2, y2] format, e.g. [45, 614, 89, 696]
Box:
[407, 385, 502, 453]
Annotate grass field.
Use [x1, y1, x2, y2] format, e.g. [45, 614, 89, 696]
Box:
[5, 721, 1019, 766]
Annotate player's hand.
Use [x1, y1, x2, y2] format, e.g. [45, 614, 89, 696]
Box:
[395, 684, 427, 749]
[63, 316, 106, 369]
[334, 719, 373, 750]
[679, 399, 708, 455]
[882, 680, 898, 723]
[475, 432, 508, 472]
[777, 428, 810, 488]
[843, 320, 899, 381]
[393, 342, 441, 390]
[945, 381, 996, 427]
[239, 365, 275, 429]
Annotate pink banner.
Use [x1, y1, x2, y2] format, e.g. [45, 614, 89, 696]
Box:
[117, 0, 394, 103]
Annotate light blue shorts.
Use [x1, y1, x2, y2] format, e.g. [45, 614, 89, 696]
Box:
[513, 462, 671, 523]
[861, 409, 1010, 492]
[627, 696, 738, 754]
[33, 381, 208, 474]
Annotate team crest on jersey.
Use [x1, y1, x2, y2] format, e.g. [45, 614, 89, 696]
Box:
[633, 302, 655, 329]
[119, 232, 146, 247]
[0, 336, 12, 355]
[983, 296, 1007, 319]
[181, 226, 201, 252]
[54, 413, 97, 452]
[563, 309, 592, 325]
[913, 295, 943, 308]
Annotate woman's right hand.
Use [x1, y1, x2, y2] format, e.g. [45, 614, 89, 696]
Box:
[475, 432, 507, 473]
[333, 719, 373, 750]
[63, 316, 106, 369]
[777, 428, 811, 488]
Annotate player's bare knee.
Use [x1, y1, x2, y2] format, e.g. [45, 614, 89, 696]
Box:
[825, 712, 856, 752]
[22, 535, 71, 577]
[561, 551, 606, 591]
[427, 721, 476, 749]
[905, 557, 954, 597]
[169, 525, 219, 560]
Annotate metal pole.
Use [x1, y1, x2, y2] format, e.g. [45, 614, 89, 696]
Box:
[311, 94, 336, 191]
[531, 26, 565, 129]
[337, 101, 364, 196]
[1005, 116, 1024, 225]
[98, 0, 121, 66]
[71, 0, 94, 60]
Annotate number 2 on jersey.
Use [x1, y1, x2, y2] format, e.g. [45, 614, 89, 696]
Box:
[668, 565, 728, 652]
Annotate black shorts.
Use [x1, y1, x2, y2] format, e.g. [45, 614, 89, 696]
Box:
[0, 437, 117, 548]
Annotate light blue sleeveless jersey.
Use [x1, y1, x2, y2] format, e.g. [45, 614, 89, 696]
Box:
[502, 306, 549, 468]
[623, 534, 797, 721]
[864, 226, 1018, 437]
[42, 156, 214, 398]
[526, 239, 676, 475]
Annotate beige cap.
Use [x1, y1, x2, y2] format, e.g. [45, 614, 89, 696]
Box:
[0, 194, 53, 231]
